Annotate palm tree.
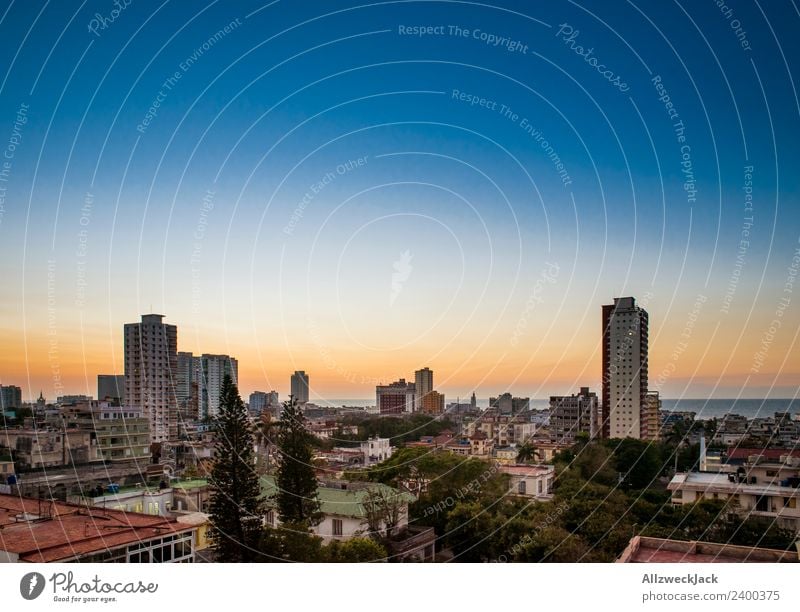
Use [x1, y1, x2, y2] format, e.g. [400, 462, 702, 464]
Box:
[516, 443, 540, 464]
[254, 412, 280, 471]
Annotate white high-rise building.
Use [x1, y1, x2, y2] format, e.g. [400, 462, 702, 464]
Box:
[602, 297, 649, 439]
[124, 314, 178, 443]
[290, 371, 309, 405]
[200, 354, 238, 419]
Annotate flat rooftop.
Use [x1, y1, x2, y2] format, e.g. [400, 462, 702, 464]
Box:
[669, 471, 800, 496]
[499, 465, 554, 477]
[618, 536, 798, 563]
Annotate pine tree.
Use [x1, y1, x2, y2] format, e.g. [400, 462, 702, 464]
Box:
[208, 375, 264, 561]
[275, 395, 322, 526]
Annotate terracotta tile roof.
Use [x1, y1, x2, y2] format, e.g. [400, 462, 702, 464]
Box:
[0, 494, 194, 562]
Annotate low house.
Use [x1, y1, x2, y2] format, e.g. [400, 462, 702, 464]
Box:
[668, 471, 800, 531]
[0, 493, 196, 562]
[68, 482, 174, 516]
[493, 446, 519, 465]
[171, 478, 211, 513]
[260, 476, 435, 560]
[361, 436, 393, 466]
[499, 465, 554, 501]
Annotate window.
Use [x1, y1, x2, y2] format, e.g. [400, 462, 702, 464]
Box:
[332, 518, 343, 537]
[517, 481, 526, 495]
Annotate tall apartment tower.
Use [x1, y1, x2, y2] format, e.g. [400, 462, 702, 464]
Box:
[124, 314, 178, 443]
[414, 367, 433, 407]
[601, 297, 649, 439]
[200, 354, 238, 419]
[290, 370, 309, 405]
[176, 352, 201, 421]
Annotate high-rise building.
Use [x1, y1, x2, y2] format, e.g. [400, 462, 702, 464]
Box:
[470, 392, 477, 411]
[414, 367, 433, 405]
[376, 379, 416, 415]
[97, 375, 125, 403]
[549, 387, 599, 443]
[642, 391, 661, 441]
[0, 385, 22, 410]
[176, 352, 201, 421]
[602, 297, 649, 439]
[199, 354, 238, 420]
[124, 314, 178, 443]
[290, 371, 309, 405]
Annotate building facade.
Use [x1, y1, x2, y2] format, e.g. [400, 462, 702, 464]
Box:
[414, 367, 433, 405]
[361, 436, 393, 466]
[176, 352, 201, 422]
[642, 391, 661, 441]
[97, 375, 125, 403]
[0, 385, 22, 410]
[376, 379, 416, 415]
[124, 314, 179, 443]
[199, 354, 238, 420]
[59, 401, 150, 463]
[290, 370, 309, 405]
[602, 297, 649, 439]
[489, 393, 530, 415]
[549, 387, 599, 443]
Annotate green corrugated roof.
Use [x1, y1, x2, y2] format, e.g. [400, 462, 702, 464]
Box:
[260, 476, 415, 519]
[172, 479, 209, 490]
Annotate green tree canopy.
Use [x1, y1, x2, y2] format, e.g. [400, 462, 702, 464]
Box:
[208, 375, 264, 562]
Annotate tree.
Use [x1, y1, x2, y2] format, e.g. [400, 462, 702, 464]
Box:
[516, 442, 540, 464]
[208, 375, 264, 561]
[326, 537, 387, 562]
[274, 395, 322, 526]
[362, 487, 405, 539]
[609, 438, 663, 490]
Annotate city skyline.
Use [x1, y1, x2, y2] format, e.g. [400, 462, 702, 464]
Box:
[3, 290, 798, 403]
[1, 2, 798, 402]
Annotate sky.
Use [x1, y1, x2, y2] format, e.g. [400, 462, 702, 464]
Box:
[0, 0, 798, 402]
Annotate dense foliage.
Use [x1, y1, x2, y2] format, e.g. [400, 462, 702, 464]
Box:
[369, 438, 797, 562]
[274, 396, 322, 526]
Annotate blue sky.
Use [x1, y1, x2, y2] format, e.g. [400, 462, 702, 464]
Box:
[0, 0, 798, 400]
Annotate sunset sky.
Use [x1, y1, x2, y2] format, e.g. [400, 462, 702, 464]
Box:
[0, 1, 798, 401]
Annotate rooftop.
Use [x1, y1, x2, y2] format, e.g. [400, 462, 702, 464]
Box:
[726, 448, 800, 462]
[0, 494, 193, 562]
[499, 465, 554, 477]
[668, 471, 800, 496]
[618, 536, 798, 563]
[260, 476, 414, 519]
[171, 479, 209, 490]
